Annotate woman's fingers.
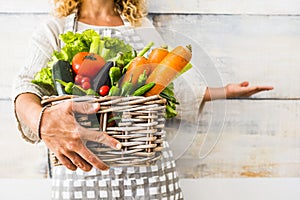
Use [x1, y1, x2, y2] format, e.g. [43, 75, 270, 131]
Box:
[63, 151, 93, 172]
[54, 140, 109, 171]
[71, 101, 100, 114]
[56, 153, 77, 171]
[76, 145, 110, 170]
[226, 82, 274, 98]
[70, 101, 122, 150]
[69, 100, 122, 148]
[240, 81, 249, 87]
[243, 86, 274, 96]
[79, 126, 122, 150]
[240, 81, 273, 91]
[257, 85, 274, 91]
[43, 100, 121, 171]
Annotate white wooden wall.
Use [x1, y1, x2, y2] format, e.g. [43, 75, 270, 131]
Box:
[0, 0, 300, 179]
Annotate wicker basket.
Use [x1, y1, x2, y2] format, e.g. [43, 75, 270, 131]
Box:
[42, 95, 166, 167]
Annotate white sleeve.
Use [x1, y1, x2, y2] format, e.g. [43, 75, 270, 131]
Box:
[173, 68, 207, 123]
[12, 17, 64, 143]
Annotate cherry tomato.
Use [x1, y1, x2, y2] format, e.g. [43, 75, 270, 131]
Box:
[81, 77, 91, 85]
[74, 74, 83, 84]
[81, 81, 91, 90]
[99, 85, 110, 96]
[72, 52, 89, 74]
[77, 53, 106, 78]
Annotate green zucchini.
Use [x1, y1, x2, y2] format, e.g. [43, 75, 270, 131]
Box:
[52, 60, 74, 95]
[92, 61, 114, 91]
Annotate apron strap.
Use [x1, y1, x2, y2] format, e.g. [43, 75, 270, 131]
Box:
[120, 14, 131, 27]
[64, 11, 78, 33]
[60, 11, 78, 49]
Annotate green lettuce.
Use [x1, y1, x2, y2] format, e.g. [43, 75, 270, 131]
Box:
[32, 29, 135, 92]
[47, 29, 99, 68]
[89, 35, 134, 61]
[31, 67, 55, 94]
[160, 82, 180, 118]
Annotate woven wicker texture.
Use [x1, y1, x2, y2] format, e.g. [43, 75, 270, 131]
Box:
[42, 95, 166, 167]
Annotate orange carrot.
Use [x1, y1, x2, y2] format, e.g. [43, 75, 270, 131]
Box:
[148, 47, 169, 72]
[144, 45, 192, 97]
[121, 56, 150, 86]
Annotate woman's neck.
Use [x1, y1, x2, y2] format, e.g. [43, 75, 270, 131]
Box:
[78, 0, 123, 26]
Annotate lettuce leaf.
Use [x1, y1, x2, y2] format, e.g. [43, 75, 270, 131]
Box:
[31, 67, 56, 94]
[47, 29, 99, 68]
[89, 35, 134, 61]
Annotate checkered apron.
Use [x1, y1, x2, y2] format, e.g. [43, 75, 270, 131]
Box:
[50, 13, 184, 200]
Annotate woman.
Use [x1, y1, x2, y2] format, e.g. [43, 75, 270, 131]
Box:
[13, 0, 273, 199]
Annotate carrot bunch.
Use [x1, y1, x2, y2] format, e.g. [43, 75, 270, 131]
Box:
[144, 45, 192, 96]
[120, 45, 192, 96]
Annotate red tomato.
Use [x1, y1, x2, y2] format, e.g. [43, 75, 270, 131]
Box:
[81, 77, 91, 85]
[99, 85, 110, 96]
[72, 52, 89, 74]
[81, 81, 91, 90]
[77, 53, 106, 78]
[74, 74, 83, 84]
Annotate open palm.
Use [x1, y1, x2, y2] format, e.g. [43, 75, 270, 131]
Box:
[225, 81, 274, 98]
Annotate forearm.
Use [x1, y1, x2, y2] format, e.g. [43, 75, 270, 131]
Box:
[203, 87, 227, 102]
[15, 93, 43, 135]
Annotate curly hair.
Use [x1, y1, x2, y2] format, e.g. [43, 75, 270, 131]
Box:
[52, 0, 147, 26]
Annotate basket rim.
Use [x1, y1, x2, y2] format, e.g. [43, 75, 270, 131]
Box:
[41, 94, 166, 106]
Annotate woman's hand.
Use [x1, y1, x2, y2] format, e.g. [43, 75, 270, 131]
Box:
[225, 81, 274, 99]
[204, 81, 274, 101]
[40, 100, 122, 172]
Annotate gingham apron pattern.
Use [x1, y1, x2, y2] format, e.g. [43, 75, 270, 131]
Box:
[51, 143, 183, 200]
[51, 12, 184, 200]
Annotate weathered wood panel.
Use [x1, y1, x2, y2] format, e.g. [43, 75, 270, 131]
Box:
[149, 0, 300, 14]
[0, 14, 47, 98]
[0, 0, 51, 13]
[1, 0, 300, 15]
[172, 100, 300, 178]
[150, 14, 300, 99]
[180, 178, 300, 200]
[0, 100, 46, 178]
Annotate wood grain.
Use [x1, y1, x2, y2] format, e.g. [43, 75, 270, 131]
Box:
[173, 100, 300, 178]
[1, 0, 300, 15]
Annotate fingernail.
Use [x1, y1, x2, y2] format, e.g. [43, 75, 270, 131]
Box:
[93, 103, 100, 110]
[101, 165, 110, 171]
[116, 143, 122, 150]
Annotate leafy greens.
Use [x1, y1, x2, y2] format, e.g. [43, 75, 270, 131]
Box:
[32, 29, 135, 92]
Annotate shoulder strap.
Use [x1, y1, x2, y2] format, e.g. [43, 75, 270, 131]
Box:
[60, 12, 78, 49]
[63, 12, 78, 33]
[120, 15, 131, 27]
